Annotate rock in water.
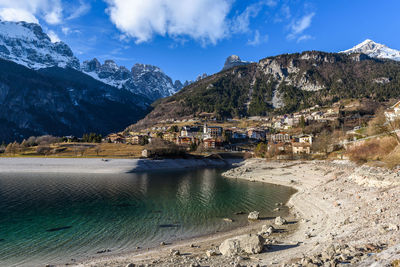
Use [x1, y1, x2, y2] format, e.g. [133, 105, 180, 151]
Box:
[275, 216, 287, 225]
[248, 211, 260, 220]
[219, 234, 265, 256]
[259, 225, 275, 236]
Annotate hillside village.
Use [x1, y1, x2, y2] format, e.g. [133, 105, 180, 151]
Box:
[105, 99, 377, 158]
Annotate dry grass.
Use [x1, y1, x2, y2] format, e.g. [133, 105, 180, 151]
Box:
[1, 143, 144, 158]
[347, 136, 398, 164]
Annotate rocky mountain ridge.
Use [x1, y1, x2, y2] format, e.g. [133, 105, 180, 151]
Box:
[131, 50, 400, 129]
[81, 59, 183, 101]
[222, 55, 251, 70]
[0, 21, 80, 69]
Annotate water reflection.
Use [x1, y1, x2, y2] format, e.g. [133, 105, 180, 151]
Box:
[0, 168, 295, 267]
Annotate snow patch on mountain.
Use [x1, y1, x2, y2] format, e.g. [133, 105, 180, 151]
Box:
[0, 21, 80, 69]
[341, 39, 400, 61]
[81, 59, 183, 100]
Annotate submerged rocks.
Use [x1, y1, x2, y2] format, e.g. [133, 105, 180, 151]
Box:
[274, 216, 287, 225]
[219, 234, 265, 256]
[248, 211, 260, 220]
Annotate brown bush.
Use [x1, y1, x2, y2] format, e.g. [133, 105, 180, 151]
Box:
[36, 146, 51, 155]
[347, 136, 397, 164]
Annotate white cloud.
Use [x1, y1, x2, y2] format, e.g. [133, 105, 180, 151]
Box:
[297, 34, 313, 43]
[0, 8, 39, 23]
[67, 0, 90, 20]
[47, 30, 60, 42]
[104, 0, 233, 45]
[0, 0, 62, 25]
[61, 27, 70, 35]
[232, 3, 263, 34]
[287, 12, 315, 40]
[247, 30, 268, 46]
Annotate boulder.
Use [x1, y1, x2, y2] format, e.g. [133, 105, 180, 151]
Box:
[219, 234, 265, 256]
[248, 211, 260, 220]
[259, 225, 275, 236]
[274, 216, 287, 225]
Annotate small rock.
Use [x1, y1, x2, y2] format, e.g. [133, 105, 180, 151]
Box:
[274, 216, 287, 225]
[248, 211, 260, 220]
[125, 264, 135, 267]
[170, 249, 180, 256]
[223, 218, 234, 222]
[206, 249, 218, 257]
[160, 241, 166, 246]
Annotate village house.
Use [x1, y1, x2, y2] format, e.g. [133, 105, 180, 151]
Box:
[247, 129, 266, 140]
[203, 138, 222, 149]
[203, 124, 223, 138]
[385, 100, 400, 121]
[106, 133, 126, 144]
[163, 132, 177, 143]
[292, 142, 312, 154]
[125, 135, 143, 145]
[268, 133, 291, 143]
[181, 126, 202, 138]
[176, 136, 194, 146]
[295, 134, 313, 144]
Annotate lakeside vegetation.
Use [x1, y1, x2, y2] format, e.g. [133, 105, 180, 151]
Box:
[0, 137, 145, 158]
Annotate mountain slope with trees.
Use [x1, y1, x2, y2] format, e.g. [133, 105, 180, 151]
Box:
[0, 59, 150, 142]
[131, 51, 400, 129]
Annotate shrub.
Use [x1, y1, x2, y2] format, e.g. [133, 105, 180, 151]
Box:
[36, 146, 51, 155]
[145, 138, 185, 157]
[347, 136, 397, 164]
[254, 142, 268, 158]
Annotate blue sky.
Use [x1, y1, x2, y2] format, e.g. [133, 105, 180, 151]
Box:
[0, 0, 399, 82]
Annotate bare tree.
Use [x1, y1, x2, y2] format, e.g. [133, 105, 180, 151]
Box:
[94, 146, 101, 156]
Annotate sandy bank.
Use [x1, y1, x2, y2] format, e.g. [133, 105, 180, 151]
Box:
[0, 157, 240, 173]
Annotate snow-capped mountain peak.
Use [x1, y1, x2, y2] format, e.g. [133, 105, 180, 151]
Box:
[0, 21, 80, 69]
[81, 59, 183, 100]
[341, 39, 400, 61]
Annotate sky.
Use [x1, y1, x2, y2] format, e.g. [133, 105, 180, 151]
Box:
[0, 0, 399, 82]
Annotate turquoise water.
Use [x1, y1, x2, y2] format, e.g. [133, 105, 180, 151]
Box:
[0, 168, 295, 266]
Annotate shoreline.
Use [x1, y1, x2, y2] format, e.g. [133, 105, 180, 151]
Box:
[3, 158, 399, 266]
[0, 157, 242, 173]
[71, 158, 400, 266]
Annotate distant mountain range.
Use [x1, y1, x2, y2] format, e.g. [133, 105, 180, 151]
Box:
[1, 20, 400, 140]
[81, 59, 183, 101]
[0, 21, 184, 142]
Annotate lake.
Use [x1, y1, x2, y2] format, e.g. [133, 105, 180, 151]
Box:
[0, 167, 296, 266]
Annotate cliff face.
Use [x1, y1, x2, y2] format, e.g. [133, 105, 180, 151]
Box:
[130, 51, 400, 129]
